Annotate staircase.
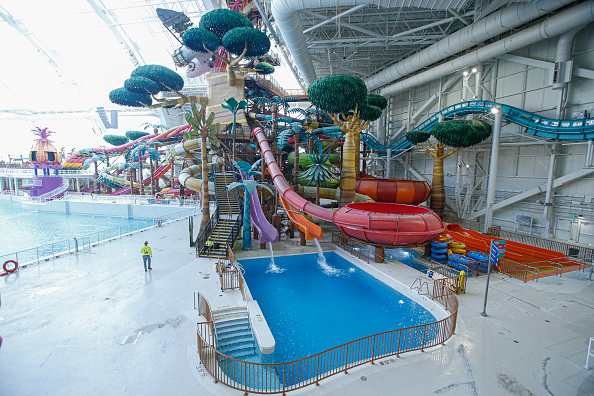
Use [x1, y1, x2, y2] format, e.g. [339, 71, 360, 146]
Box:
[197, 173, 242, 258]
[213, 307, 257, 360]
[215, 173, 241, 217]
[199, 219, 236, 258]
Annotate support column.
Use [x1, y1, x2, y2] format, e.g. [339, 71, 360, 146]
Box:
[386, 149, 392, 179]
[484, 107, 503, 234]
[374, 246, 385, 263]
[455, 152, 462, 213]
[543, 144, 559, 238]
[586, 139, 594, 167]
[76, 177, 80, 193]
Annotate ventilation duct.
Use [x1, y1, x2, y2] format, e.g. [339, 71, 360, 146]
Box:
[365, 0, 576, 91]
[379, 1, 594, 97]
[271, 0, 470, 86]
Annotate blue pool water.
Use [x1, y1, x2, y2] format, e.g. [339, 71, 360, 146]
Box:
[0, 200, 153, 259]
[240, 251, 436, 364]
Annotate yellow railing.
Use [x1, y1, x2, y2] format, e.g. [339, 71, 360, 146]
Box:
[195, 273, 458, 393]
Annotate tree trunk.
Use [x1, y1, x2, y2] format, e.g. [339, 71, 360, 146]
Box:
[293, 138, 300, 192]
[354, 133, 361, 178]
[338, 131, 357, 206]
[149, 156, 155, 196]
[429, 144, 445, 218]
[242, 191, 251, 251]
[170, 157, 174, 188]
[199, 127, 210, 233]
[227, 66, 237, 87]
[94, 162, 99, 194]
[316, 182, 320, 206]
[138, 155, 143, 196]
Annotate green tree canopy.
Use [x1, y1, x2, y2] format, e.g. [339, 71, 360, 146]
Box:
[222, 27, 270, 57]
[359, 104, 382, 122]
[124, 76, 160, 95]
[198, 9, 253, 39]
[103, 135, 129, 146]
[432, 120, 492, 147]
[308, 75, 367, 114]
[366, 94, 388, 110]
[125, 131, 150, 141]
[131, 65, 184, 92]
[405, 130, 431, 144]
[255, 62, 274, 75]
[182, 28, 221, 52]
[109, 88, 152, 108]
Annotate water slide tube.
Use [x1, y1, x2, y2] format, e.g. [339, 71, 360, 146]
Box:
[173, 139, 219, 194]
[110, 164, 172, 195]
[360, 100, 594, 154]
[241, 174, 279, 244]
[443, 223, 573, 267]
[254, 127, 444, 246]
[63, 125, 191, 168]
[297, 185, 374, 203]
[279, 194, 323, 240]
[355, 178, 431, 205]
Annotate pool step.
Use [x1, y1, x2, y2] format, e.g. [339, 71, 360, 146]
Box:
[214, 309, 257, 359]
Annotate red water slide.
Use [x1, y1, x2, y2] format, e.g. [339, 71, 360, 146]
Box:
[444, 223, 574, 267]
[254, 127, 444, 246]
[355, 178, 431, 205]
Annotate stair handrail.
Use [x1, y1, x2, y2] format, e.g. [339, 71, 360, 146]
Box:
[196, 204, 220, 257]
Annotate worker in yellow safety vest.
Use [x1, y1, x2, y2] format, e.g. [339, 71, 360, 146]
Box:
[140, 241, 152, 272]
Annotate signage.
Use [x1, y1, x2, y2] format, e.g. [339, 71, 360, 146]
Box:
[490, 239, 506, 266]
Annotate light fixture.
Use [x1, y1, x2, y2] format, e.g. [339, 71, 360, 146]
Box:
[491, 106, 500, 114]
[463, 70, 469, 76]
[472, 67, 478, 73]
[465, 164, 470, 168]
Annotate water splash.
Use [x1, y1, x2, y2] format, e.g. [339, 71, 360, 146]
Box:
[313, 239, 341, 276]
[265, 242, 284, 273]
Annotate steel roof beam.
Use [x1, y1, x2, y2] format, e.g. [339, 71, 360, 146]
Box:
[303, 5, 368, 34]
[300, 9, 385, 39]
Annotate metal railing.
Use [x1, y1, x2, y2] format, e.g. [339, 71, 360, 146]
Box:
[498, 258, 540, 282]
[331, 232, 371, 264]
[29, 179, 71, 202]
[196, 205, 220, 257]
[0, 208, 198, 269]
[64, 192, 199, 206]
[195, 275, 459, 394]
[0, 167, 93, 176]
[497, 229, 594, 262]
[215, 247, 245, 292]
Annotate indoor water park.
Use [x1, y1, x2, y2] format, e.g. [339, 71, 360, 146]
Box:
[1, 1, 594, 395]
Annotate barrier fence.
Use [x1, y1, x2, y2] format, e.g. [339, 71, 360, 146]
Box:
[215, 247, 245, 292]
[0, 208, 198, 269]
[195, 275, 458, 394]
[331, 232, 371, 263]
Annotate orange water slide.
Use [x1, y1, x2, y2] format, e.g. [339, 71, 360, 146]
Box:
[443, 223, 571, 267]
[279, 195, 323, 240]
[355, 178, 431, 205]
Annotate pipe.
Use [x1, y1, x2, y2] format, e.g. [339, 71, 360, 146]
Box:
[380, 1, 594, 97]
[553, 29, 581, 117]
[366, 0, 574, 91]
[271, 0, 470, 86]
[484, 107, 503, 234]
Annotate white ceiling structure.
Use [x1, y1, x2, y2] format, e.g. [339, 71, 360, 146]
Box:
[0, 0, 218, 119]
[0, 0, 571, 121]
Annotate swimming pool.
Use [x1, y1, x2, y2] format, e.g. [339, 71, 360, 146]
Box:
[0, 200, 156, 262]
[240, 251, 437, 364]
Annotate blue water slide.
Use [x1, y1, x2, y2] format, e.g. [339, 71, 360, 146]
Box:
[360, 100, 594, 153]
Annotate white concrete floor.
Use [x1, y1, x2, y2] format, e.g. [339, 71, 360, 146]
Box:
[0, 218, 593, 396]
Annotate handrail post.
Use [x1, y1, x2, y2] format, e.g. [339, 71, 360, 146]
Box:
[344, 344, 349, 373]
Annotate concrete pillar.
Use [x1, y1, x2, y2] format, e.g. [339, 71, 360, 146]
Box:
[484, 107, 503, 234]
[374, 246, 385, 263]
[586, 139, 594, 167]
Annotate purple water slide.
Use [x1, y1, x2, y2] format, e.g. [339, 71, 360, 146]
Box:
[245, 174, 279, 244]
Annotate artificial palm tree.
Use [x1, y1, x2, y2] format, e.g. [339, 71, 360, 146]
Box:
[83, 153, 108, 193]
[222, 97, 249, 160]
[300, 152, 335, 205]
[225, 160, 274, 251]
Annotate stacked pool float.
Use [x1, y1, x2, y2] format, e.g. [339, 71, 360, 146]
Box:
[430, 238, 449, 264]
[468, 250, 489, 273]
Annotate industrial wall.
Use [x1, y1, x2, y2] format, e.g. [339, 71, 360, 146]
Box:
[368, 24, 594, 245]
